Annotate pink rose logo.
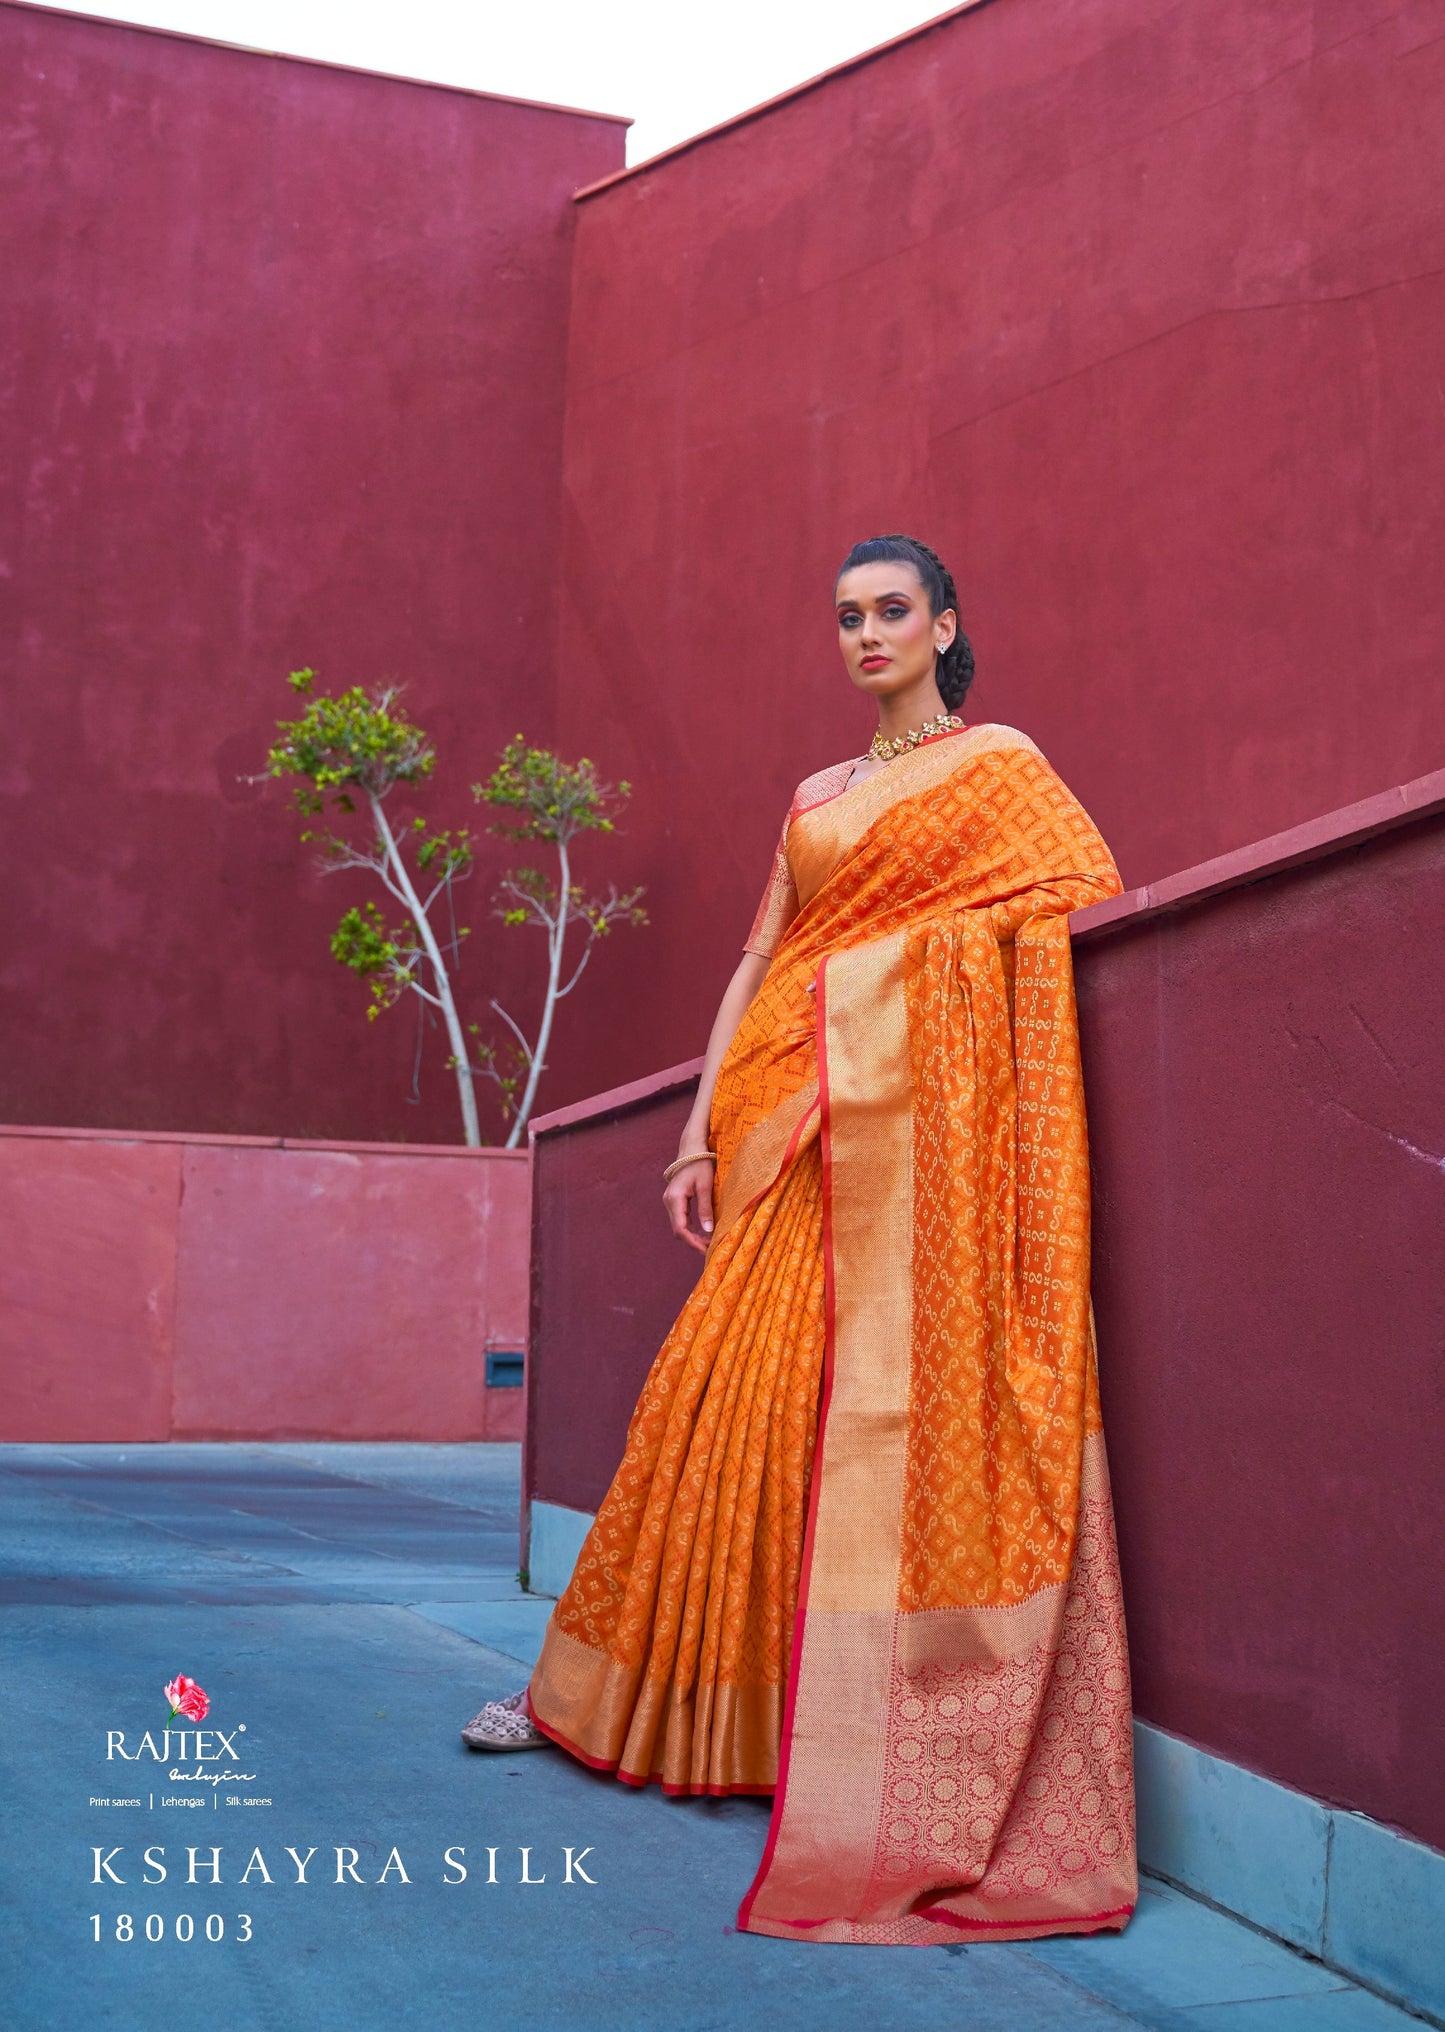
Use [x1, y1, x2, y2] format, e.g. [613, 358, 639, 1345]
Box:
[163, 1673, 210, 1722]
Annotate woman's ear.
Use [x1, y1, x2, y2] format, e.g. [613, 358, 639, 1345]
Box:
[935, 610, 958, 653]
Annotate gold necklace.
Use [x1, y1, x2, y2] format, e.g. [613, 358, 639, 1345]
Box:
[867, 709, 965, 762]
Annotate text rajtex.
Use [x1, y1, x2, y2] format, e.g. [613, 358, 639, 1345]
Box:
[107, 1729, 247, 1761]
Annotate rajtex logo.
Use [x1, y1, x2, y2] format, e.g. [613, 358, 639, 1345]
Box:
[105, 1673, 258, 1783]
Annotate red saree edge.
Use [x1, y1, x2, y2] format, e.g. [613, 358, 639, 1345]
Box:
[736, 951, 839, 1936]
[920, 1902, 1135, 1935]
[525, 1697, 773, 1798]
[660, 1781, 775, 1799]
[525, 1700, 616, 1772]
[746, 1903, 1135, 1946]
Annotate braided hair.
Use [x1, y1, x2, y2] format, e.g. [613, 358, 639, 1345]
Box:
[835, 533, 976, 711]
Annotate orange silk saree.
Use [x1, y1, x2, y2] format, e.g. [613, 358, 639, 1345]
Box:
[526, 722, 1137, 1946]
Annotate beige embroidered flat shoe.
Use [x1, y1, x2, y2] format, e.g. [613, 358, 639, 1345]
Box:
[460, 1688, 550, 1751]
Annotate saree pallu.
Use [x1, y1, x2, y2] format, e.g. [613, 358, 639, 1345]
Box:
[527, 722, 1138, 1945]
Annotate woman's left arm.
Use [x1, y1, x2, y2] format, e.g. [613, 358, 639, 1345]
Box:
[664, 950, 772, 1252]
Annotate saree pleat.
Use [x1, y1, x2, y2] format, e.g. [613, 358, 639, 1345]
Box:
[528, 1132, 826, 1793]
[528, 721, 1138, 1943]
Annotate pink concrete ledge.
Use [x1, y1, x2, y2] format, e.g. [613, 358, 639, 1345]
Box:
[279, 1134, 527, 1159]
[0, 1124, 530, 1442]
[1070, 767, 1445, 943]
[0, 1122, 528, 1159]
[0, 1123, 283, 1147]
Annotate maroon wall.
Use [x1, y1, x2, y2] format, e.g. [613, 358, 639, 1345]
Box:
[1075, 803, 1445, 1852]
[526, 1065, 704, 1514]
[0, 2, 624, 1143]
[0, 1124, 530, 1440]
[523, 784, 1445, 1850]
[548, 0, 1445, 1107]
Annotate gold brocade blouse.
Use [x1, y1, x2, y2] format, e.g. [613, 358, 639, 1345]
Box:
[742, 758, 858, 959]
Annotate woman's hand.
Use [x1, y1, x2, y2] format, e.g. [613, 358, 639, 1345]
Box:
[662, 951, 767, 1255]
[664, 1158, 716, 1254]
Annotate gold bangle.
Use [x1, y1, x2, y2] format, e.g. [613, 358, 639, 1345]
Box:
[662, 1149, 716, 1182]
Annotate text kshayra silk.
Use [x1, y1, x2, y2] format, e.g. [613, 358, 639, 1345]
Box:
[91, 1844, 598, 1885]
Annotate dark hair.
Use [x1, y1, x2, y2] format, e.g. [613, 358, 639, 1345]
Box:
[835, 533, 976, 711]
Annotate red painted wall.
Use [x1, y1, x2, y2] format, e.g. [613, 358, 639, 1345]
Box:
[526, 1068, 703, 1514]
[1075, 807, 1445, 1853]
[0, 1126, 530, 1439]
[7, 0, 1444, 1143]
[549, 0, 1445, 1107]
[523, 787, 1445, 1849]
[0, 2, 624, 1144]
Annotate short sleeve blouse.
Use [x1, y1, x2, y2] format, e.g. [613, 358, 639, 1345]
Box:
[743, 815, 799, 958]
[741, 758, 859, 959]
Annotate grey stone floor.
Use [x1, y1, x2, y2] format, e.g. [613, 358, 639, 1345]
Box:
[0, 1441, 1421, 2032]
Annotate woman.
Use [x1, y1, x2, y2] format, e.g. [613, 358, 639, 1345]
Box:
[461, 534, 1137, 1946]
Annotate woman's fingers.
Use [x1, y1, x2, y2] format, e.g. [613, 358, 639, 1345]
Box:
[678, 1186, 708, 1252]
[663, 1179, 690, 1241]
[663, 1162, 714, 1253]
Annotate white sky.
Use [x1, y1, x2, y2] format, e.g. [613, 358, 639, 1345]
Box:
[79, 0, 953, 163]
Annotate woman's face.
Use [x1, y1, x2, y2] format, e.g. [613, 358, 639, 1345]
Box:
[834, 560, 955, 701]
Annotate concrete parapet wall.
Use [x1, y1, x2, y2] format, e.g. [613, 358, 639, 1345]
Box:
[0, 1127, 531, 1440]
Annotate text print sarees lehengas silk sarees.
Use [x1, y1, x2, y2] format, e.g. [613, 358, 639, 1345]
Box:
[526, 721, 1138, 1945]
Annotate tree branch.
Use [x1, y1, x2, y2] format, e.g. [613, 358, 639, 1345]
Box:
[487, 997, 535, 1066]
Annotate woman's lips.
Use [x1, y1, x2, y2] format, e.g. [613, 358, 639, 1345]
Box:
[860, 655, 890, 670]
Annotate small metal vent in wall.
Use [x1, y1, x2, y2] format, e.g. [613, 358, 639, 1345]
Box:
[484, 1347, 525, 1388]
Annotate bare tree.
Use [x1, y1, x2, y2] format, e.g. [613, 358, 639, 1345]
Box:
[262, 675, 645, 1147]
[472, 736, 648, 1148]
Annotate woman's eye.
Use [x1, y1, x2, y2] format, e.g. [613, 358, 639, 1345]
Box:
[883, 604, 908, 619]
[839, 613, 861, 629]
